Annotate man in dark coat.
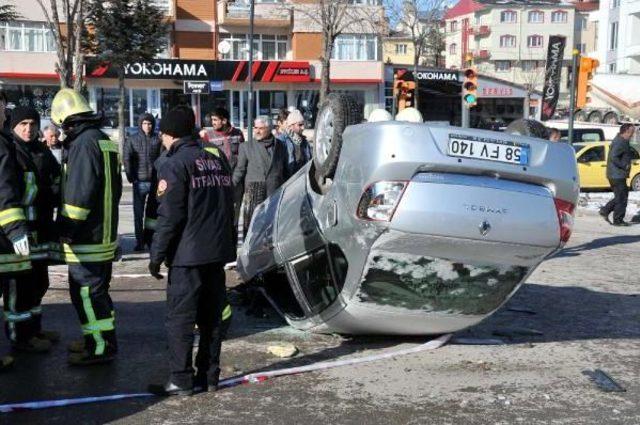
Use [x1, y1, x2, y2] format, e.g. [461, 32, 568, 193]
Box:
[0, 92, 36, 367]
[148, 107, 235, 396]
[123, 113, 161, 251]
[232, 116, 288, 236]
[10, 106, 61, 349]
[600, 123, 637, 226]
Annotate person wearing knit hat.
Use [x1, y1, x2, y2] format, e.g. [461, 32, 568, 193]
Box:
[159, 106, 196, 139]
[277, 108, 312, 176]
[10, 106, 41, 138]
[9, 105, 62, 353]
[147, 106, 235, 396]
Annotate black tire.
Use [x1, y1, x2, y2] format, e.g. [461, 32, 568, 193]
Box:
[632, 174, 640, 192]
[603, 111, 619, 125]
[588, 110, 603, 123]
[313, 93, 362, 182]
[504, 119, 549, 139]
[575, 110, 588, 122]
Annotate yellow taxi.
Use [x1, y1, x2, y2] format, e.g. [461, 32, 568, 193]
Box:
[574, 142, 640, 190]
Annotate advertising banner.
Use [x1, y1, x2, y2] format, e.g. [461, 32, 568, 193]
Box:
[541, 35, 567, 121]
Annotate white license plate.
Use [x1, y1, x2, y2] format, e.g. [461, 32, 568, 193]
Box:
[448, 137, 529, 165]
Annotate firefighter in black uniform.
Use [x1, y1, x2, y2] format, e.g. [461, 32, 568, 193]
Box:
[50, 89, 122, 365]
[0, 94, 36, 363]
[147, 107, 235, 396]
[10, 107, 62, 347]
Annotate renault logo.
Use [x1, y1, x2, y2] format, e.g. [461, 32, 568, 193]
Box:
[479, 220, 491, 236]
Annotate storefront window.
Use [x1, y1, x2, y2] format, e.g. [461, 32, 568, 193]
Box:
[258, 90, 286, 120]
[96, 88, 130, 129]
[200, 92, 230, 126]
[161, 90, 192, 120]
[1, 84, 58, 121]
[131, 89, 148, 126]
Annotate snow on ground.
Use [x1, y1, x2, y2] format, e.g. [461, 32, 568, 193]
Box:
[578, 191, 640, 217]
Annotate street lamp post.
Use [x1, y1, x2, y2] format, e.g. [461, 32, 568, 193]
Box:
[247, 0, 255, 143]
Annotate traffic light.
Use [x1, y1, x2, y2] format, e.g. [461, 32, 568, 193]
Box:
[462, 67, 478, 108]
[398, 81, 416, 111]
[393, 69, 407, 99]
[577, 56, 599, 109]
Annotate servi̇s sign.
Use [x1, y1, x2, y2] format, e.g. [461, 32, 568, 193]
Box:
[541, 35, 567, 121]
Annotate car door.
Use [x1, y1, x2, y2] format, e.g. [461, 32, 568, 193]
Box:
[577, 145, 607, 188]
[627, 146, 640, 189]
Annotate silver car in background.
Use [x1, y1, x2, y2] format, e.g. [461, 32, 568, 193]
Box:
[238, 95, 579, 335]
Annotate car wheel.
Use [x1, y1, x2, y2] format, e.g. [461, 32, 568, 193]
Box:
[588, 110, 603, 123]
[504, 119, 549, 139]
[603, 111, 619, 125]
[574, 110, 588, 122]
[313, 93, 362, 185]
[632, 174, 640, 191]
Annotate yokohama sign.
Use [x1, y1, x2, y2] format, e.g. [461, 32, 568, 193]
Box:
[541, 35, 567, 121]
[86, 59, 311, 83]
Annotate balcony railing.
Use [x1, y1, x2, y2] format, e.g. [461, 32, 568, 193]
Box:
[474, 25, 491, 37]
[218, 0, 292, 27]
[475, 49, 491, 59]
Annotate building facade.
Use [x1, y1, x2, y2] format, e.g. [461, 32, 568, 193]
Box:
[0, 0, 386, 131]
[597, 0, 640, 74]
[444, 0, 576, 107]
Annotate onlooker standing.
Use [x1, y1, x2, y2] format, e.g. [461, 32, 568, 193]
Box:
[233, 116, 288, 235]
[600, 123, 637, 226]
[123, 113, 161, 251]
[273, 108, 289, 139]
[199, 108, 244, 232]
[200, 108, 244, 169]
[277, 109, 312, 176]
[42, 125, 63, 164]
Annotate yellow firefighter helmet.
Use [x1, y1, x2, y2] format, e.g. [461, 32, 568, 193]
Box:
[50, 88, 94, 126]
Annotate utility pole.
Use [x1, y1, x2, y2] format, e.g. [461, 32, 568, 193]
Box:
[247, 0, 255, 143]
[568, 49, 579, 145]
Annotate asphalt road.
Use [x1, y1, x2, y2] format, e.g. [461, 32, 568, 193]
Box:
[0, 201, 638, 425]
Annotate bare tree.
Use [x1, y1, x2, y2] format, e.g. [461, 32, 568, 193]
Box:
[0, 1, 19, 22]
[288, 0, 385, 104]
[517, 54, 546, 119]
[35, 0, 86, 90]
[85, 0, 168, 147]
[387, 0, 446, 105]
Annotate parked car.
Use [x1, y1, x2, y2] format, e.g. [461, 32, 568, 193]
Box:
[560, 128, 606, 143]
[237, 98, 579, 335]
[574, 141, 640, 190]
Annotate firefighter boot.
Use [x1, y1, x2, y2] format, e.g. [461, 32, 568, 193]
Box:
[12, 337, 52, 353]
[68, 349, 115, 366]
[67, 338, 85, 353]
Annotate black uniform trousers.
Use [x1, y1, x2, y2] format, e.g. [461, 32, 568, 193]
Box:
[68, 263, 117, 355]
[1, 273, 35, 343]
[602, 178, 629, 223]
[166, 262, 226, 388]
[29, 261, 50, 334]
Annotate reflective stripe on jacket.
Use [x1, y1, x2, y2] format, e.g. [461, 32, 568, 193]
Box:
[59, 126, 122, 264]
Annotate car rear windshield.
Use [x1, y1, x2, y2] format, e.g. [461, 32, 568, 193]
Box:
[358, 255, 529, 315]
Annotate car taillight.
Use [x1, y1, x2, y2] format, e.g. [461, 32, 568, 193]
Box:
[356, 181, 408, 221]
[554, 198, 575, 244]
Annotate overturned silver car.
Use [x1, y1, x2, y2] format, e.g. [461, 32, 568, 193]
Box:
[237, 95, 579, 335]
